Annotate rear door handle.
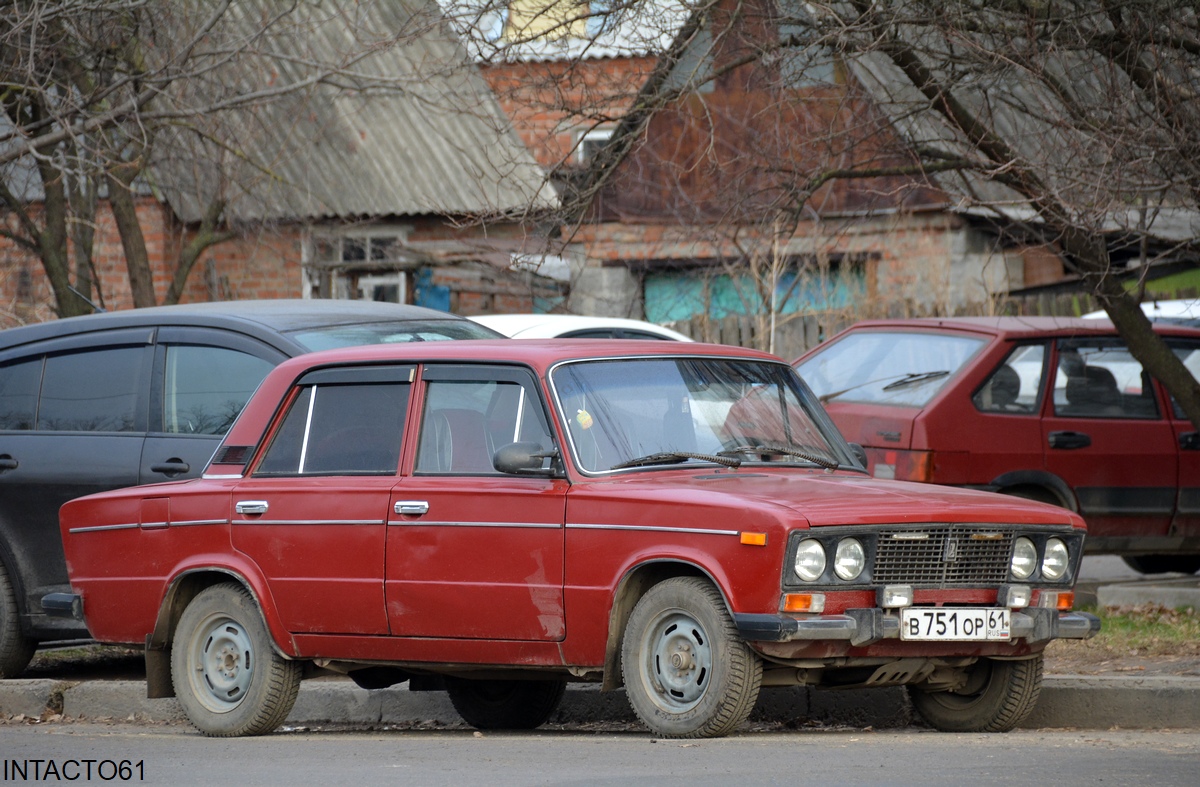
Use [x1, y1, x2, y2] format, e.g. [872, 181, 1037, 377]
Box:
[1048, 431, 1092, 450]
[1181, 432, 1200, 451]
[394, 500, 429, 516]
[150, 459, 191, 477]
[235, 500, 269, 516]
[0, 455, 16, 471]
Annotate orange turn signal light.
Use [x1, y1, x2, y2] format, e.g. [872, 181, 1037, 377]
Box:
[1055, 591, 1075, 611]
[740, 532, 767, 546]
[782, 593, 825, 613]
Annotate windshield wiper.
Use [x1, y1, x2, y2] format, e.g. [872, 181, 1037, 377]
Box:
[610, 451, 743, 471]
[719, 443, 839, 470]
[880, 370, 950, 391]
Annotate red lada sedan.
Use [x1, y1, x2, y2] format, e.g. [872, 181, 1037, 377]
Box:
[58, 340, 1097, 737]
[794, 316, 1200, 575]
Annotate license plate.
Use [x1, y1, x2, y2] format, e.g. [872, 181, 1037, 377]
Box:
[900, 608, 1011, 641]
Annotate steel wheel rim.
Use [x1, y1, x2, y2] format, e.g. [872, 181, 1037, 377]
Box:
[186, 611, 254, 714]
[639, 609, 713, 713]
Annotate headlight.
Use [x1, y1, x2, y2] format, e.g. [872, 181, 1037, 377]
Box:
[1042, 538, 1069, 580]
[833, 538, 866, 580]
[794, 539, 827, 582]
[1011, 537, 1037, 580]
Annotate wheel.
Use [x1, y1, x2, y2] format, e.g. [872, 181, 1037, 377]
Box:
[908, 655, 1043, 732]
[445, 678, 566, 729]
[0, 560, 35, 678]
[1002, 487, 1062, 508]
[170, 583, 301, 737]
[620, 577, 762, 738]
[1122, 555, 1200, 575]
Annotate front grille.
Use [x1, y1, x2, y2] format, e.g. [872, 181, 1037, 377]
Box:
[873, 525, 1014, 586]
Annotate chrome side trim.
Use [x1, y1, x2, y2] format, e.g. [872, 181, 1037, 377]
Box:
[232, 519, 386, 526]
[568, 523, 740, 537]
[202, 473, 245, 480]
[170, 519, 228, 528]
[68, 523, 140, 534]
[387, 520, 561, 529]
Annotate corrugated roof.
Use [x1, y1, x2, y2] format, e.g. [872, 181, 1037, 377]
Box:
[442, 0, 690, 62]
[152, 0, 555, 224]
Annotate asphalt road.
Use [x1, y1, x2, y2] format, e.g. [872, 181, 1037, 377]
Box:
[3, 724, 1197, 786]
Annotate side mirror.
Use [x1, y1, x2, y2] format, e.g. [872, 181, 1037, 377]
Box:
[493, 442, 560, 476]
[849, 442, 869, 470]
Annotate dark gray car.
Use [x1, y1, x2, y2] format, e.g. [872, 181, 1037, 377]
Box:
[0, 299, 500, 676]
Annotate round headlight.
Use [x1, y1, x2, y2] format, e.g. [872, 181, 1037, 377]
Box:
[1042, 538, 1069, 580]
[834, 538, 866, 580]
[1011, 537, 1037, 580]
[794, 539, 827, 582]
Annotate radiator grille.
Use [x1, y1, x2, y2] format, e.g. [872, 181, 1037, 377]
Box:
[873, 525, 1015, 586]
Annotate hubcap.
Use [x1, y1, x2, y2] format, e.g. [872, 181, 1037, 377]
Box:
[187, 612, 254, 714]
[641, 610, 713, 712]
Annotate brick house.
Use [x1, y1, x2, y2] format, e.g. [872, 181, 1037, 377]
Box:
[470, 0, 1197, 344]
[0, 0, 562, 329]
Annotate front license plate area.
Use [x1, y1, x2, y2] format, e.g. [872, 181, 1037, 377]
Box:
[900, 607, 1011, 641]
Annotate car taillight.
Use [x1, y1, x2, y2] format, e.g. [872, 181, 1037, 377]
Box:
[871, 449, 933, 482]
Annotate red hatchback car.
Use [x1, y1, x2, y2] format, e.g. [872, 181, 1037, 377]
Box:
[59, 340, 1096, 738]
[794, 316, 1200, 575]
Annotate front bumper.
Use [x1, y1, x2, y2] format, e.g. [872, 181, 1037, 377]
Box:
[734, 607, 1100, 647]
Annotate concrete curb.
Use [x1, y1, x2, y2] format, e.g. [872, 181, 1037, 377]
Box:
[1096, 579, 1200, 609]
[2, 675, 1197, 731]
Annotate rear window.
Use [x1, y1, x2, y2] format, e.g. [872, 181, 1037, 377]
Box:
[797, 331, 986, 407]
[287, 319, 498, 351]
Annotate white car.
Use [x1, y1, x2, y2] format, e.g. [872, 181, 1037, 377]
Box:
[470, 314, 694, 341]
[1083, 299, 1200, 326]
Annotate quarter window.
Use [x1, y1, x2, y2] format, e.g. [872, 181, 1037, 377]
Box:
[973, 344, 1044, 414]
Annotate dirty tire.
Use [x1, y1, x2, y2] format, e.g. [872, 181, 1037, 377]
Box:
[1122, 555, 1200, 575]
[908, 655, 1043, 732]
[171, 583, 301, 737]
[621, 577, 762, 738]
[446, 678, 567, 729]
[0, 560, 35, 678]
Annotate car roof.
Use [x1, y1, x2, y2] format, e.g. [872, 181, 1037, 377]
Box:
[0, 299, 493, 351]
[272, 337, 775, 377]
[470, 313, 693, 341]
[827, 315, 1200, 341]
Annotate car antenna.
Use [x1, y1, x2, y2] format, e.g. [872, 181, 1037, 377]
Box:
[68, 285, 106, 313]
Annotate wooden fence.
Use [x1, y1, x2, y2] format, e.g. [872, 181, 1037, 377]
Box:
[666, 290, 1193, 361]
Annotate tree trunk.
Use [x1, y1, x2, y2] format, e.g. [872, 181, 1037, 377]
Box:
[106, 168, 157, 308]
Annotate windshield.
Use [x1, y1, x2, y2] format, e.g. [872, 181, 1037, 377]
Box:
[287, 319, 499, 351]
[550, 357, 851, 474]
[796, 331, 986, 407]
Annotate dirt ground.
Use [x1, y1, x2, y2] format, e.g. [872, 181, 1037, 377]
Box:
[1044, 632, 1200, 677]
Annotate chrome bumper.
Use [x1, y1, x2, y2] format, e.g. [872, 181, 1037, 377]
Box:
[734, 608, 1101, 647]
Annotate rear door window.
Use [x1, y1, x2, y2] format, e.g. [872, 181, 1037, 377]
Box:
[1053, 340, 1158, 419]
[38, 347, 147, 432]
[162, 345, 275, 435]
[255, 367, 412, 476]
[0, 358, 43, 430]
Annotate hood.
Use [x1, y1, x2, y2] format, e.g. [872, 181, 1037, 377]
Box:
[583, 468, 1082, 529]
